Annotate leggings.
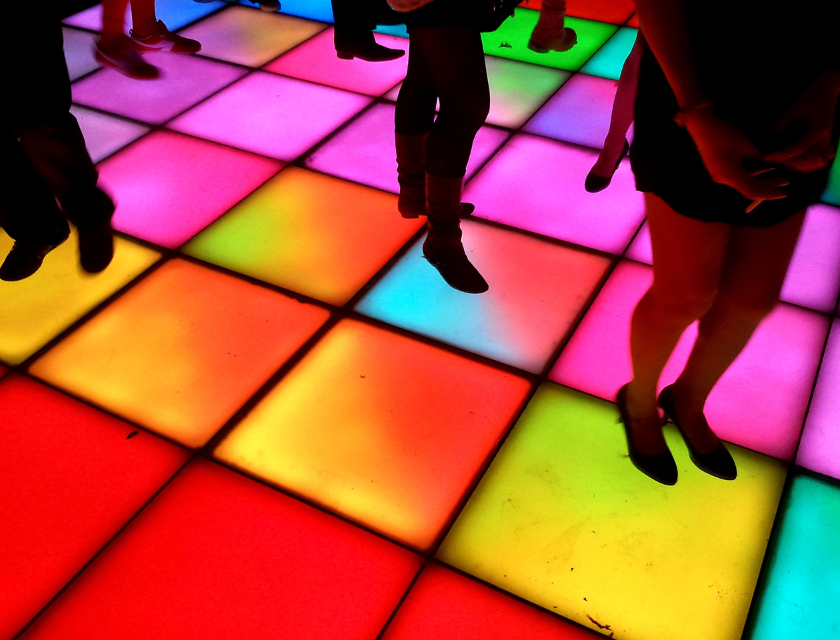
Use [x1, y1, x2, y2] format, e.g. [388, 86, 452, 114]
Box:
[395, 24, 490, 178]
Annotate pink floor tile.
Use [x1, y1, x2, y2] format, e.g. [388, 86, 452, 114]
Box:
[524, 72, 634, 149]
[264, 27, 409, 95]
[0, 375, 188, 640]
[98, 130, 282, 247]
[797, 318, 840, 480]
[71, 51, 247, 125]
[549, 260, 829, 460]
[168, 71, 372, 161]
[20, 459, 421, 640]
[70, 106, 149, 164]
[627, 204, 840, 314]
[304, 102, 509, 194]
[465, 134, 644, 253]
[63, 27, 99, 81]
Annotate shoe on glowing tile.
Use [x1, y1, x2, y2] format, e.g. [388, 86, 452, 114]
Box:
[130, 20, 202, 54]
[528, 27, 577, 53]
[94, 36, 159, 80]
[0, 241, 63, 282]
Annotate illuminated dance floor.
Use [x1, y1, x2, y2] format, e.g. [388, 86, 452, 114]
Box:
[3, 1, 840, 638]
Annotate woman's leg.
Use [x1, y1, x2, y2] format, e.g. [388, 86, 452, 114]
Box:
[100, 0, 130, 46]
[128, 0, 157, 38]
[586, 32, 645, 190]
[409, 24, 490, 178]
[625, 193, 729, 454]
[667, 209, 806, 451]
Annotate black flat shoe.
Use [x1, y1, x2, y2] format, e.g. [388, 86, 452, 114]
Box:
[585, 139, 630, 193]
[617, 385, 678, 486]
[336, 42, 405, 62]
[658, 385, 737, 480]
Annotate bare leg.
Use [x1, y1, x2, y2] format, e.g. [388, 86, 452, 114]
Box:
[625, 193, 729, 454]
[668, 209, 806, 451]
[588, 32, 645, 179]
[129, 0, 158, 38]
[100, 0, 130, 46]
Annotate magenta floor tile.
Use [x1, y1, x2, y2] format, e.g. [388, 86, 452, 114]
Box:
[71, 51, 247, 125]
[98, 130, 283, 247]
[465, 134, 644, 253]
[70, 106, 149, 163]
[549, 260, 829, 460]
[627, 203, 840, 314]
[264, 27, 409, 96]
[304, 102, 509, 194]
[168, 71, 372, 161]
[63, 27, 100, 81]
[797, 318, 840, 481]
[523, 72, 634, 149]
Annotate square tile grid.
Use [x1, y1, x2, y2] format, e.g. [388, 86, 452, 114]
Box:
[7, 2, 840, 639]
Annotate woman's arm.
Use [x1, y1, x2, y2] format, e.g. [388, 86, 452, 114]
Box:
[633, 0, 790, 202]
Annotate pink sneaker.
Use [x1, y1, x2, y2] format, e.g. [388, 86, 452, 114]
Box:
[94, 36, 159, 79]
[130, 20, 201, 54]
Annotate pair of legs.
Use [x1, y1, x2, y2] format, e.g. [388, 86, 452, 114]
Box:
[1, 7, 115, 279]
[394, 22, 491, 293]
[97, 0, 201, 78]
[625, 192, 805, 456]
[585, 32, 644, 191]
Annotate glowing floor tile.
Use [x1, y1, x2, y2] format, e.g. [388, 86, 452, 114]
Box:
[0, 374, 188, 640]
[30, 259, 330, 448]
[746, 472, 840, 640]
[550, 260, 829, 460]
[63, 0, 228, 32]
[97, 130, 282, 247]
[796, 319, 840, 481]
[63, 27, 99, 81]
[0, 229, 160, 365]
[628, 204, 840, 314]
[179, 6, 326, 67]
[264, 28, 409, 96]
[465, 134, 644, 253]
[279, 0, 334, 22]
[580, 27, 638, 81]
[383, 562, 597, 640]
[215, 318, 531, 550]
[20, 459, 421, 640]
[524, 72, 633, 148]
[69, 106, 149, 163]
[183, 167, 423, 305]
[438, 383, 788, 640]
[169, 72, 372, 161]
[823, 151, 840, 206]
[71, 51, 246, 125]
[523, 0, 636, 24]
[484, 57, 570, 129]
[357, 221, 610, 372]
[305, 102, 509, 194]
[482, 10, 617, 71]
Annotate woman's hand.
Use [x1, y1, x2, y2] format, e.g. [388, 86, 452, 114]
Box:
[765, 70, 840, 173]
[683, 109, 790, 200]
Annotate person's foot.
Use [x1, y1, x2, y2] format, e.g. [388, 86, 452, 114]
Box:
[244, 0, 281, 12]
[528, 26, 577, 53]
[585, 139, 630, 193]
[94, 36, 159, 79]
[337, 40, 404, 62]
[422, 233, 488, 294]
[658, 385, 721, 455]
[617, 384, 678, 485]
[130, 20, 201, 53]
[77, 220, 115, 274]
[0, 241, 63, 282]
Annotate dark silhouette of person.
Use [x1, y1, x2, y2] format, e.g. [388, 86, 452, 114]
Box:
[1, 3, 115, 281]
[617, 0, 840, 485]
[391, 0, 516, 294]
[332, 0, 405, 62]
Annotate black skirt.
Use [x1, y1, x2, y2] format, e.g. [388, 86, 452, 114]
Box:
[630, 0, 840, 227]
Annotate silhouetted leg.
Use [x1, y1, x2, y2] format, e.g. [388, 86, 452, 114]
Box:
[332, 0, 404, 61]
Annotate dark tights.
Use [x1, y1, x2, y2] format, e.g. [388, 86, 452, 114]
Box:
[395, 24, 490, 178]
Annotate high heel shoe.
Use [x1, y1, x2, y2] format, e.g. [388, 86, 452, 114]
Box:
[616, 385, 678, 486]
[657, 386, 737, 480]
[585, 139, 630, 193]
